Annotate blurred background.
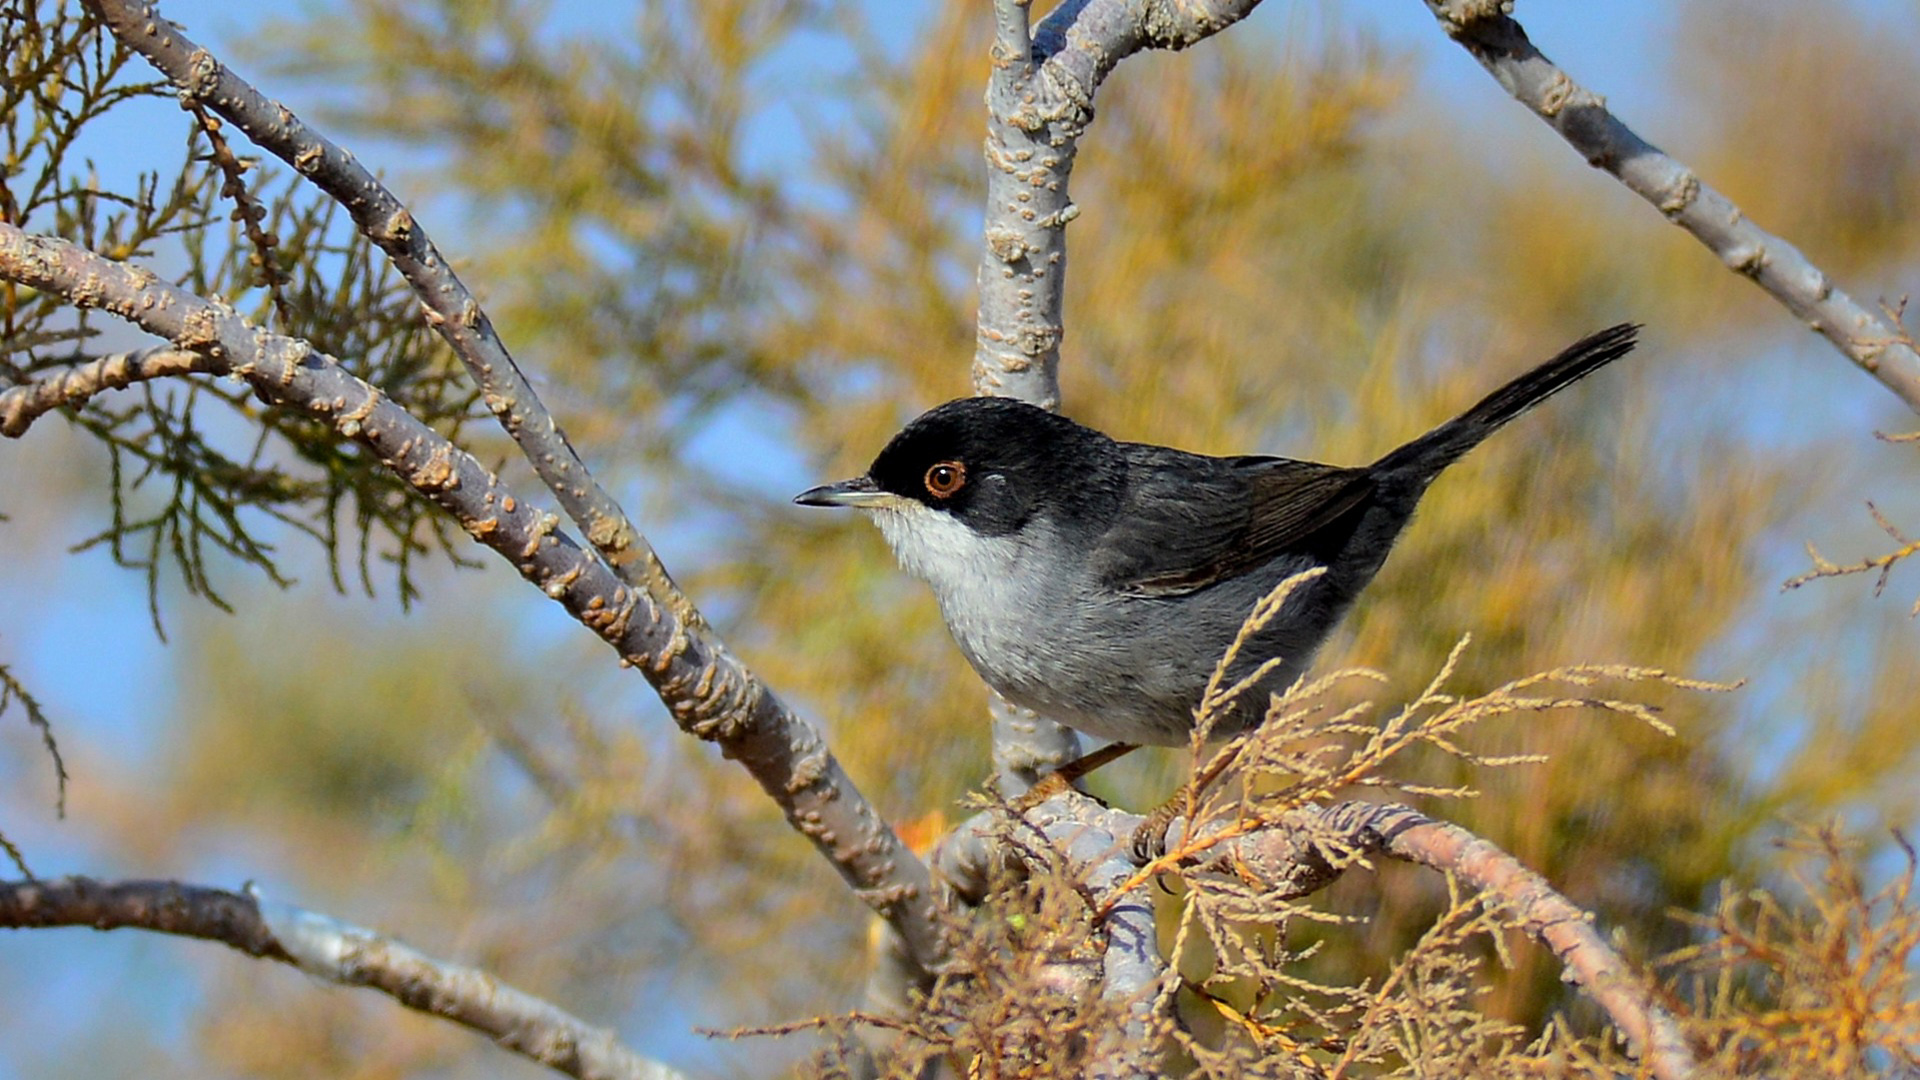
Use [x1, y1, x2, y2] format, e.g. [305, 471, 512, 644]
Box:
[2, 0, 1917, 1075]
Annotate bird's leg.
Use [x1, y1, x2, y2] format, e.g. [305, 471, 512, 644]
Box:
[1128, 739, 1244, 862]
[1010, 741, 1140, 809]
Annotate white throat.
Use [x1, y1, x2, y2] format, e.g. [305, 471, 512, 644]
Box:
[868, 502, 1024, 597]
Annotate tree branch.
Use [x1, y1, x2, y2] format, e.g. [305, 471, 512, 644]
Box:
[973, 0, 1266, 406]
[0, 223, 948, 979]
[939, 795, 1698, 1079]
[81, 0, 703, 622]
[965, 6, 1271, 1049]
[0, 876, 689, 1080]
[1334, 801, 1697, 1080]
[1056, 807, 1163, 1080]
[1420, 1, 1920, 414]
[972, 0, 1265, 791]
[0, 346, 221, 437]
[1783, 497, 1920, 616]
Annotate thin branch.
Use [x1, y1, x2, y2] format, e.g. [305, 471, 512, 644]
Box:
[1783, 500, 1920, 617]
[0, 224, 948, 979]
[0, 346, 222, 437]
[0, 658, 66, 818]
[0, 876, 690, 1080]
[1420, 1, 1920, 414]
[82, 0, 703, 625]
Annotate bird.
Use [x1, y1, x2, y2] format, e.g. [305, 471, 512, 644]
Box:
[795, 323, 1640, 753]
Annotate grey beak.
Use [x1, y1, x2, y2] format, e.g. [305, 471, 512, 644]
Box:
[793, 475, 890, 508]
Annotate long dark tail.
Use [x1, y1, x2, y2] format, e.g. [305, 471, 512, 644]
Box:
[1372, 323, 1640, 480]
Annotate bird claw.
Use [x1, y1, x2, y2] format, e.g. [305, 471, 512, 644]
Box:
[1129, 796, 1181, 864]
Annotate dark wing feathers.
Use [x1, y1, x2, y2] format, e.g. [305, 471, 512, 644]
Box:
[1093, 445, 1374, 598]
[1235, 455, 1375, 563]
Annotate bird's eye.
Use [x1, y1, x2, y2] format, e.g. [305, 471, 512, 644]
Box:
[924, 461, 967, 498]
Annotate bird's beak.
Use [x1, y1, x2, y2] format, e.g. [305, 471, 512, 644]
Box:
[793, 475, 892, 509]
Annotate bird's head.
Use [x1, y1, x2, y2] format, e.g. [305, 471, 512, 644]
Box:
[794, 397, 1121, 574]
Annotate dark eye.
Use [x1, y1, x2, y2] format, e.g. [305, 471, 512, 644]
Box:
[924, 461, 967, 498]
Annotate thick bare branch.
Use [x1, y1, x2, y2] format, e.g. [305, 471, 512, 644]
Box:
[81, 0, 701, 620]
[0, 224, 948, 978]
[0, 876, 689, 1080]
[931, 798, 1166, 1078]
[1048, 805, 1163, 1080]
[1421, 1, 1920, 414]
[973, 0, 1264, 789]
[973, 0, 1266, 406]
[0, 346, 221, 437]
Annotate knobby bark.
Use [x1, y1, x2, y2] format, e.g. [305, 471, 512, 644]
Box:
[54, 0, 956, 981]
[0, 223, 945, 979]
[0, 4, 1777, 1077]
[972, 0, 1269, 814]
[81, 0, 695, 608]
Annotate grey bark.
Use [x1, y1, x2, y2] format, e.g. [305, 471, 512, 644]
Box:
[0, 876, 689, 1080]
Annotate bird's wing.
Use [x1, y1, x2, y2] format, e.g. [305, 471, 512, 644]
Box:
[1094, 446, 1375, 598]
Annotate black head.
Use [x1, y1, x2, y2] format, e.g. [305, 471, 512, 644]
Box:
[794, 397, 1122, 537]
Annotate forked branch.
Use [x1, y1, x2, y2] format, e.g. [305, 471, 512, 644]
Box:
[1784, 496, 1920, 616]
[973, 0, 1267, 794]
[974, 0, 1267, 406]
[0, 223, 948, 978]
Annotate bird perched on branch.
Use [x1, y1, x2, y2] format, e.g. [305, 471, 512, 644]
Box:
[797, 324, 1640, 757]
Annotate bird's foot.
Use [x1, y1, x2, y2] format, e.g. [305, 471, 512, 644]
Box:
[1129, 793, 1183, 864]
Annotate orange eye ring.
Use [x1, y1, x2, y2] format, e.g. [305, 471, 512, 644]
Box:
[924, 461, 967, 498]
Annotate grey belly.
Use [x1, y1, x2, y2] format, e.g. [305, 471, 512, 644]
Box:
[941, 561, 1340, 747]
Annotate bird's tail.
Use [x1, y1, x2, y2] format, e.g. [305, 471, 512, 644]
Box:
[1372, 323, 1641, 480]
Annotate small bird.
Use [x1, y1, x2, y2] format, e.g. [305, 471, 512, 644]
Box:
[796, 324, 1640, 750]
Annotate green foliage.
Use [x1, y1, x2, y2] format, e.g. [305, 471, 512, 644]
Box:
[2, 1, 486, 626]
[0, 651, 64, 821]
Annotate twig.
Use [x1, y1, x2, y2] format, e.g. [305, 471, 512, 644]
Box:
[1, 346, 222, 437]
[1420, 1, 1920, 414]
[0, 658, 67, 819]
[0, 223, 948, 979]
[83, 0, 702, 624]
[0, 876, 690, 1080]
[1783, 501, 1920, 617]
